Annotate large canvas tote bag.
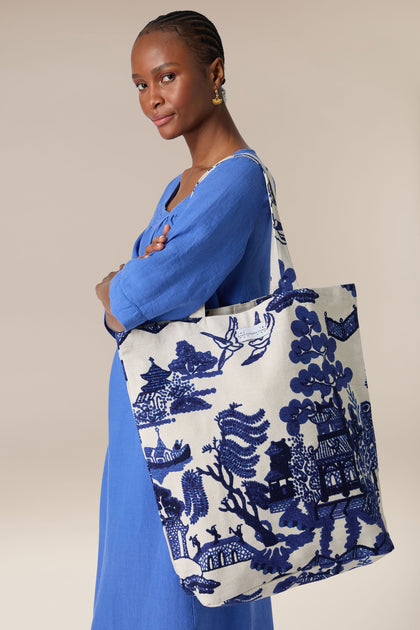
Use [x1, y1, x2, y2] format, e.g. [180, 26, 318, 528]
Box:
[116, 153, 393, 607]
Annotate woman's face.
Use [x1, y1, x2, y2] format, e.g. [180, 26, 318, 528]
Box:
[131, 30, 217, 140]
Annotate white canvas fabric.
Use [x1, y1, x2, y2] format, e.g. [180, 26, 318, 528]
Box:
[116, 153, 393, 607]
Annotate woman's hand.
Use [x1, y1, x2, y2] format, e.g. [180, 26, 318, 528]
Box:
[95, 224, 171, 333]
[138, 223, 171, 258]
[95, 265, 126, 332]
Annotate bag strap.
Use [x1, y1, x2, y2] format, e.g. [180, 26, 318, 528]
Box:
[190, 151, 300, 318]
[235, 152, 299, 293]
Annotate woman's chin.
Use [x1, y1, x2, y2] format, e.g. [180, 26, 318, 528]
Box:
[157, 127, 183, 141]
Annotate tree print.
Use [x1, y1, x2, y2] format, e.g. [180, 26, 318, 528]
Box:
[181, 469, 209, 524]
[280, 306, 353, 433]
[153, 483, 184, 520]
[197, 403, 278, 546]
[168, 340, 219, 379]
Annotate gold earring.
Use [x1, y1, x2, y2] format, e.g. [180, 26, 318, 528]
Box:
[212, 88, 223, 106]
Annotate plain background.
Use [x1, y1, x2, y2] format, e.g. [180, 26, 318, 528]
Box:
[1, 1, 418, 628]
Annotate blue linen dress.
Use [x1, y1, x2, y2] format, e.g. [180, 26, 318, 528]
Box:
[91, 149, 275, 630]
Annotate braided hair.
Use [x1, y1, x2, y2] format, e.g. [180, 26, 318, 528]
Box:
[136, 10, 226, 87]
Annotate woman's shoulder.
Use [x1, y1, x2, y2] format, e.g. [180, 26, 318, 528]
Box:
[204, 148, 266, 177]
[194, 149, 269, 195]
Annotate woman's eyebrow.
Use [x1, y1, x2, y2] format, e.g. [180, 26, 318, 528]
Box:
[132, 62, 180, 79]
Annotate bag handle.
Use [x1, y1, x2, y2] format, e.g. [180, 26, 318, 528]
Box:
[238, 152, 299, 292]
[189, 152, 300, 318]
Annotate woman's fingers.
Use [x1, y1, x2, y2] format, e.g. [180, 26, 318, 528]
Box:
[152, 225, 170, 244]
[144, 241, 163, 256]
[137, 224, 171, 258]
[148, 225, 170, 247]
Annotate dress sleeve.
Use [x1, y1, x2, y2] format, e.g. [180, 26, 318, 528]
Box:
[109, 156, 268, 331]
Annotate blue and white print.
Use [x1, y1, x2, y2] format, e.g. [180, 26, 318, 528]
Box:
[117, 153, 393, 607]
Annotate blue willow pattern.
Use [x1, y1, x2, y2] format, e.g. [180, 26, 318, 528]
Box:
[116, 153, 393, 606]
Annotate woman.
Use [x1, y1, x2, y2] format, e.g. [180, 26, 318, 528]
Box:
[94, 10, 275, 630]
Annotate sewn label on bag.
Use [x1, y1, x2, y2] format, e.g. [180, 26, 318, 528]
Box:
[236, 321, 269, 341]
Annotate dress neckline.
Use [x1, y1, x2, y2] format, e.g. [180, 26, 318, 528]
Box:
[164, 181, 181, 213]
[160, 148, 256, 215]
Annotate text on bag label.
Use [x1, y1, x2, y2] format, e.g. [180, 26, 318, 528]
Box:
[236, 322, 269, 342]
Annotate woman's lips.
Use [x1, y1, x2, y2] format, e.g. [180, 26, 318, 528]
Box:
[152, 114, 175, 127]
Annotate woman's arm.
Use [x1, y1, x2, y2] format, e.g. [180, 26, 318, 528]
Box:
[96, 224, 171, 332]
[96, 268, 125, 332]
[107, 156, 268, 331]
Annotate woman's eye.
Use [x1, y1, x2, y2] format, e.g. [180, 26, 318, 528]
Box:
[136, 82, 147, 92]
[161, 73, 176, 84]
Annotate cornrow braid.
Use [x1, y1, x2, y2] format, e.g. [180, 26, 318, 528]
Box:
[137, 10, 226, 86]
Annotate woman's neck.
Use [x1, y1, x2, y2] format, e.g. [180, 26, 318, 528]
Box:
[183, 106, 249, 170]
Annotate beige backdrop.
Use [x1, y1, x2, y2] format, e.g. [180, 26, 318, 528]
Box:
[1, 0, 418, 628]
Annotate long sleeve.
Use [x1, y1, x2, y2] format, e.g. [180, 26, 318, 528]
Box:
[109, 153, 271, 331]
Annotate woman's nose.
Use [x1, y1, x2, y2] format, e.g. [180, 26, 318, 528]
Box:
[147, 84, 164, 109]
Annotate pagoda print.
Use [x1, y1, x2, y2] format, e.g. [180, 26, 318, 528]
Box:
[133, 357, 171, 426]
[265, 439, 296, 512]
[311, 399, 361, 508]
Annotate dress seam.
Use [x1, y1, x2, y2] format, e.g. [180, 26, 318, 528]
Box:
[190, 593, 197, 629]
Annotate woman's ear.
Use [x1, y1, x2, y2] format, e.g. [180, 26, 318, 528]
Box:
[209, 57, 225, 89]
